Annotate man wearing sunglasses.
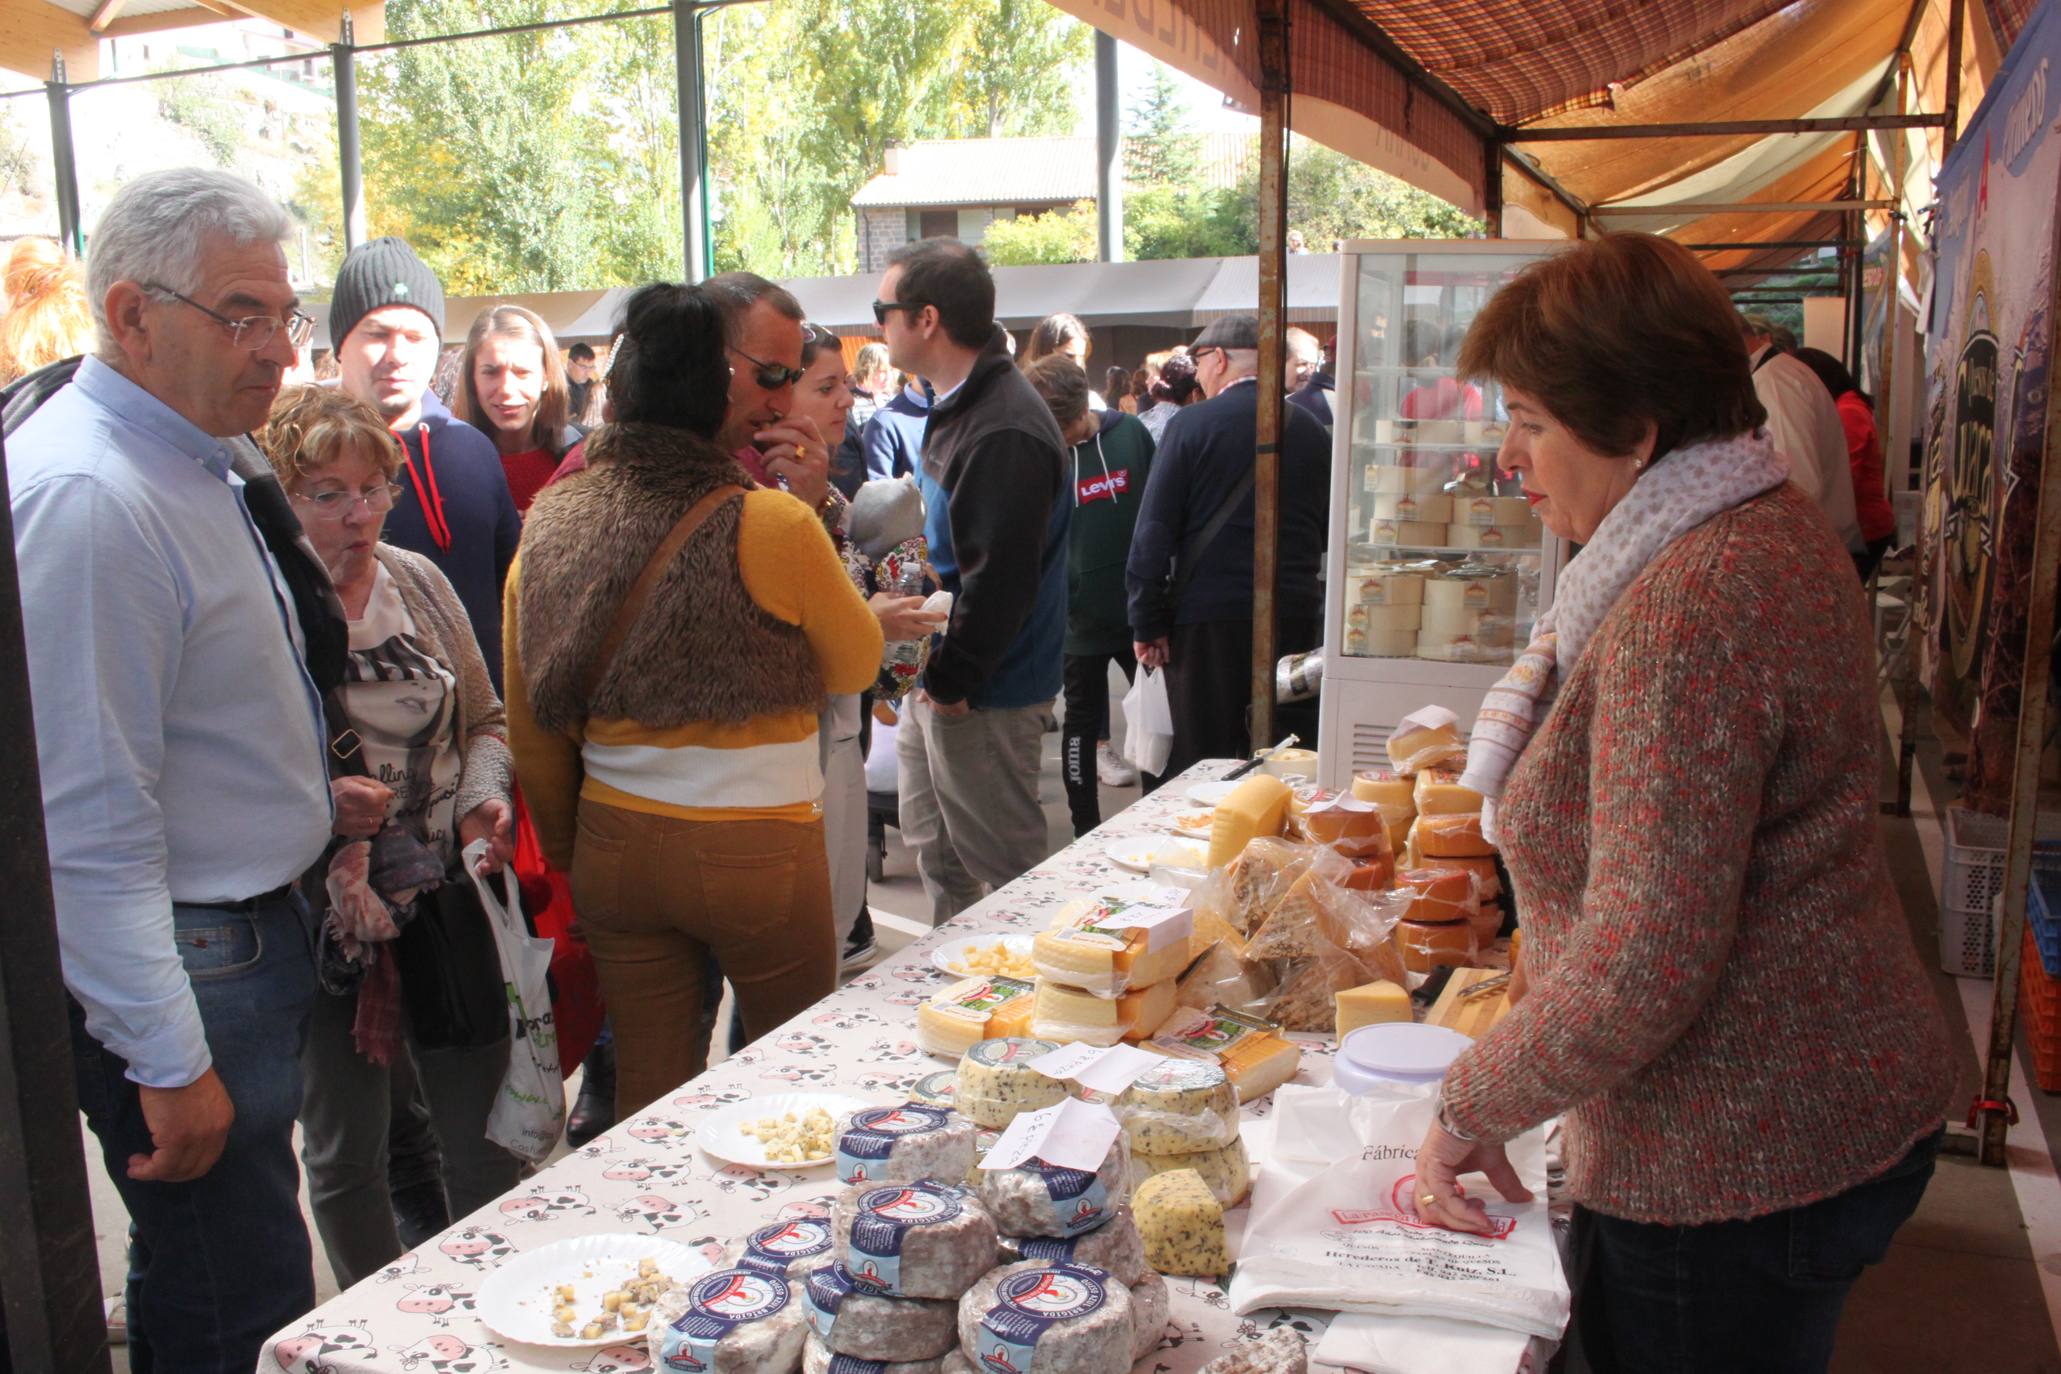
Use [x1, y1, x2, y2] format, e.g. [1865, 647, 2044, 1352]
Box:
[704, 271, 837, 518]
[875, 238, 1071, 923]
[5, 169, 338, 1372]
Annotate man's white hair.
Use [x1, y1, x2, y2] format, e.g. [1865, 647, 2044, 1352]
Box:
[89, 167, 294, 360]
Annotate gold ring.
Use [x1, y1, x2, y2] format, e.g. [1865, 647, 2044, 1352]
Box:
[1418, 1194, 1438, 1206]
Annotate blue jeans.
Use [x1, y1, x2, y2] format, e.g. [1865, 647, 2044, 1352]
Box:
[69, 896, 319, 1374]
[1571, 1125, 1943, 1374]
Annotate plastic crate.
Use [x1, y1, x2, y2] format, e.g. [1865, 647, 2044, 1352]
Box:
[1939, 805, 2061, 978]
[2033, 872, 2061, 978]
[2022, 928, 2061, 1093]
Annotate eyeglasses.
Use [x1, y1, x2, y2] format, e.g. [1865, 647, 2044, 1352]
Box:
[1191, 346, 1222, 364]
[292, 483, 403, 518]
[146, 285, 316, 352]
[871, 299, 925, 327]
[730, 345, 806, 391]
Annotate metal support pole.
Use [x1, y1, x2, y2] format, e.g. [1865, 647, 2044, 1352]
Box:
[0, 428, 112, 1374]
[44, 58, 82, 258]
[1481, 141, 1503, 236]
[1845, 209, 1867, 377]
[1977, 191, 2061, 1167]
[673, 1, 711, 283]
[1942, 0, 1966, 165]
[1883, 58, 1919, 819]
[333, 12, 366, 251]
[1251, 0, 1289, 752]
[1094, 30, 1123, 264]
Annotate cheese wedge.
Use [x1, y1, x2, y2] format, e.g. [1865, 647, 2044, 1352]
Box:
[1035, 900, 1192, 995]
[1174, 940, 1275, 1013]
[1205, 774, 1292, 868]
[1411, 811, 1495, 858]
[916, 976, 1037, 1058]
[1386, 718, 1465, 775]
[1412, 769, 1484, 817]
[1335, 980, 1412, 1037]
[1031, 976, 1178, 1047]
[1223, 838, 1303, 937]
[1132, 1169, 1229, 1278]
[1151, 1006, 1302, 1101]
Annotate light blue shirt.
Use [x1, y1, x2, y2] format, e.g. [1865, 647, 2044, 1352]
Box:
[9, 357, 333, 1087]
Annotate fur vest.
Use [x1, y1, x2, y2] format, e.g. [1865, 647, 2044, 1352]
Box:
[516, 422, 826, 733]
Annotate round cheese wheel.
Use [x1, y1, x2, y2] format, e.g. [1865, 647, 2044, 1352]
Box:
[1418, 603, 1515, 639]
[1348, 568, 1426, 606]
[1452, 493, 1534, 528]
[1115, 1058, 1239, 1155]
[1397, 867, 1477, 923]
[724, 1217, 838, 1281]
[1396, 916, 1479, 973]
[1125, 1134, 1251, 1209]
[1412, 812, 1495, 858]
[955, 1262, 1136, 1374]
[1415, 633, 1516, 664]
[1344, 602, 1422, 633]
[804, 1334, 952, 1374]
[1443, 522, 1541, 549]
[831, 1181, 1000, 1300]
[1423, 573, 1517, 615]
[955, 1038, 1067, 1129]
[1349, 770, 1413, 809]
[1368, 492, 1454, 523]
[908, 1070, 957, 1110]
[996, 1204, 1148, 1285]
[1361, 462, 1451, 494]
[834, 1104, 977, 1187]
[652, 1267, 810, 1374]
[1345, 626, 1419, 657]
[977, 1135, 1130, 1238]
[802, 1265, 959, 1361]
[1368, 518, 1448, 547]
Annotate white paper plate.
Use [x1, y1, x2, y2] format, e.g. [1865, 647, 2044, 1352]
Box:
[1105, 836, 1207, 873]
[1185, 779, 1241, 806]
[695, 1091, 875, 1171]
[476, 1232, 712, 1348]
[931, 932, 1036, 980]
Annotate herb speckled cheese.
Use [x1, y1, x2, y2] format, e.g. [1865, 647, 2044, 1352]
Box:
[1115, 1058, 1240, 1156]
[1127, 1135, 1250, 1209]
[954, 1038, 1068, 1128]
[1132, 1169, 1229, 1278]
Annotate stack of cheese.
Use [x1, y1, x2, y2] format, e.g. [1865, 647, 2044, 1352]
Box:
[1029, 890, 1191, 1047]
[1114, 1058, 1251, 1217]
[1444, 491, 1541, 552]
[917, 975, 1037, 1058]
[1340, 560, 1431, 657]
[1382, 709, 1502, 974]
[1417, 568, 1520, 663]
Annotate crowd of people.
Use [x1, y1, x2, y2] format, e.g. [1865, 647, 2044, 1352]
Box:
[0, 165, 1929, 1374]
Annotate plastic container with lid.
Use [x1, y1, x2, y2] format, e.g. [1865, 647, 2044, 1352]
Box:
[1330, 1023, 1474, 1095]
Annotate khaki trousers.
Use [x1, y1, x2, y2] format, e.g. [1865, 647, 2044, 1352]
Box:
[569, 799, 837, 1117]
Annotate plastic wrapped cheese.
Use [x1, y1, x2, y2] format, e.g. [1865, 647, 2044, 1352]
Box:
[1452, 493, 1534, 528]
[956, 1262, 1136, 1374]
[1394, 916, 1479, 974]
[1115, 1057, 1239, 1155]
[1368, 518, 1447, 547]
[831, 1181, 1000, 1300]
[1035, 900, 1191, 997]
[834, 1104, 978, 1187]
[724, 1217, 839, 1281]
[955, 1038, 1068, 1128]
[1174, 939, 1276, 1013]
[1150, 1006, 1302, 1102]
[1362, 462, 1449, 494]
[803, 1334, 952, 1374]
[977, 1135, 1131, 1239]
[801, 1265, 958, 1361]
[1031, 977, 1177, 1047]
[1385, 711, 1465, 775]
[1443, 521, 1540, 550]
[1127, 1134, 1251, 1209]
[1367, 492, 1453, 523]
[1423, 572, 1516, 615]
[1396, 867, 1480, 923]
[1347, 566, 1426, 606]
[1295, 793, 1391, 859]
[917, 976, 1036, 1058]
[651, 1267, 810, 1374]
[997, 1203, 1148, 1285]
[1410, 811, 1495, 858]
[1411, 769, 1483, 817]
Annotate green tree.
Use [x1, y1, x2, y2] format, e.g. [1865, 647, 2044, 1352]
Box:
[1264, 138, 1480, 246]
[982, 201, 1098, 266]
[0, 107, 36, 196]
[933, 0, 1089, 139]
[1123, 63, 1199, 188]
[157, 71, 244, 166]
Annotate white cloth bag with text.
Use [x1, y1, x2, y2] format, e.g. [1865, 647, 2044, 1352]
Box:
[1122, 667, 1174, 777]
[464, 839, 565, 1163]
[1231, 1082, 1567, 1339]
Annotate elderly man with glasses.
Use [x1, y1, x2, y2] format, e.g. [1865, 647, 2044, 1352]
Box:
[4, 168, 341, 1371]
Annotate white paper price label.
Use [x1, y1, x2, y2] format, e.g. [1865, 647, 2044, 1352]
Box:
[978, 1096, 1121, 1173]
[1027, 1042, 1164, 1096]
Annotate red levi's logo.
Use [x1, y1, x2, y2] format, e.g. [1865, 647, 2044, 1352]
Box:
[1077, 469, 1130, 505]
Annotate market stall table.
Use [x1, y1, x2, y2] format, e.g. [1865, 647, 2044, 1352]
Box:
[259, 760, 1536, 1373]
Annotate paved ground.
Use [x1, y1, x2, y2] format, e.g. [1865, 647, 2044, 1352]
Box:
[82, 677, 2061, 1371]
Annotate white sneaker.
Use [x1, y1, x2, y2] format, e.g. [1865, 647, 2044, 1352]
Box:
[1097, 742, 1139, 787]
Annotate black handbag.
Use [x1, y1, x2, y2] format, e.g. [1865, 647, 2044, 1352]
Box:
[392, 867, 509, 1051]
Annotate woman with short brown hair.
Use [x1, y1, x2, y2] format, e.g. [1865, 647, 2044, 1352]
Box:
[1408, 233, 1954, 1371]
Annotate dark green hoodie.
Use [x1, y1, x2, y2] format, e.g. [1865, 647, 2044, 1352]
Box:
[1066, 408, 1155, 656]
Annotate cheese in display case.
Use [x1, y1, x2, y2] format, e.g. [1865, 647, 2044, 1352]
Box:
[1316, 239, 1572, 792]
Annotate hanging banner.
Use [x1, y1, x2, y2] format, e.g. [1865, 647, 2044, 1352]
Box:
[1923, 0, 2061, 808]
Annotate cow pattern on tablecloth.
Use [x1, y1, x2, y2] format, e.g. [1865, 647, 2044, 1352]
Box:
[264, 762, 1354, 1374]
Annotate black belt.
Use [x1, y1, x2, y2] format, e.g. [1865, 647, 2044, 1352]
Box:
[189, 882, 297, 913]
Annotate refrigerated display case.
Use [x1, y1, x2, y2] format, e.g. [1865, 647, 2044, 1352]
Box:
[1316, 239, 1573, 792]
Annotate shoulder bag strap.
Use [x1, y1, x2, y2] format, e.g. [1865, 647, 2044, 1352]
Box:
[1169, 465, 1256, 610]
[578, 483, 745, 704]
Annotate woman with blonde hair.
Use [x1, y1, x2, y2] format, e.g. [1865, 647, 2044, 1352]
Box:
[257, 382, 520, 1288]
[452, 304, 578, 514]
[0, 238, 93, 383]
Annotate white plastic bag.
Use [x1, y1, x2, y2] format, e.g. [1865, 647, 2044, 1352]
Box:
[1232, 1082, 1567, 1339]
[1122, 666, 1174, 776]
[464, 840, 565, 1163]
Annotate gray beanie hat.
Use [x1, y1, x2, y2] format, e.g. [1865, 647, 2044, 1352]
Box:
[329, 236, 445, 349]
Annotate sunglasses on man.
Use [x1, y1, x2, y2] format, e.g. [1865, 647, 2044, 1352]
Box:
[871, 299, 927, 327]
[731, 345, 806, 391]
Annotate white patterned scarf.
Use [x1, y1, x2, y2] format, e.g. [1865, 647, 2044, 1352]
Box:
[1460, 428, 1791, 842]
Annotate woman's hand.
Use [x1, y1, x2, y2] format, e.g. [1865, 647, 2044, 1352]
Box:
[331, 775, 393, 839]
[459, 798, 517, 876]
[870, 592, 948, 642]
[1411, 1112, 1534, 1235]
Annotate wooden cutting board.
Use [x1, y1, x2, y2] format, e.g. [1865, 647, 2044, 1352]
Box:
[1425, 966, 1513, 1040]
